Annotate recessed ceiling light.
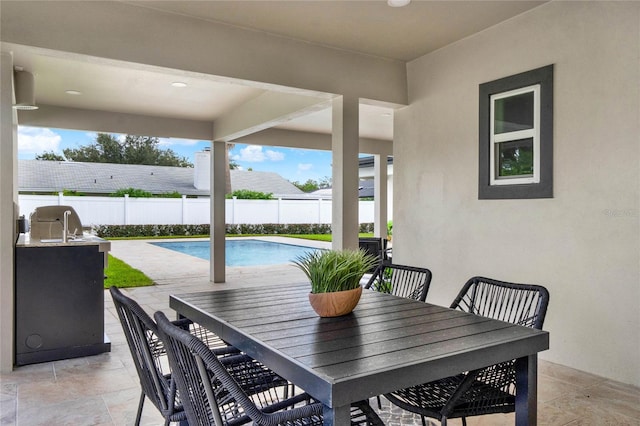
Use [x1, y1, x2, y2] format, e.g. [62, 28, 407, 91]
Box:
[388, 0, 411, 7]
[171, 82, 187, 88]
[65, 90, 82, 95]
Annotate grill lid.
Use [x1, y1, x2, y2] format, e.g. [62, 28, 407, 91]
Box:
[29, 205, 82, 240]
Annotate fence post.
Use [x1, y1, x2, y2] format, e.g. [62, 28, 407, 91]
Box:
[58, 192, 63, 205]
[231, 196, 237, 225]
[318, 198, 322, 224]
[181, 195, 187, 224]
[277, 198, 282, 224]
[124, 194, 129, 225]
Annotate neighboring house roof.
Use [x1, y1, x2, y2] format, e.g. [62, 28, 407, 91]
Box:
[358, 179, 375, 198]
[18, 160, 304, 197]
[310, 179, 375, 199]
[310, 188, 333, 197]
[230, 169, 304, 196]
[358, 156, 393, 168]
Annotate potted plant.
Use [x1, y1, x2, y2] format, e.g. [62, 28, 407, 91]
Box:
[293, 249, 378, 317]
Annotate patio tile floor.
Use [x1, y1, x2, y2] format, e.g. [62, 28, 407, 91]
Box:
[2, 238, 638, 425]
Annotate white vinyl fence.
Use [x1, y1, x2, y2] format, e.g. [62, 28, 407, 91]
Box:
[18, 194, 375, 226]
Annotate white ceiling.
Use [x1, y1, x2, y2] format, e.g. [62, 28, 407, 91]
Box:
[8, 0, 546, 142]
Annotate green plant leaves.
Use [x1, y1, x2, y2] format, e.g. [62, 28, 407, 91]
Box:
[293, 249, 378, 294]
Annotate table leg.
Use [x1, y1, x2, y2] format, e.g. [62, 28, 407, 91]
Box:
[322, 404, 350, 426]
[515, 354, 538, 426]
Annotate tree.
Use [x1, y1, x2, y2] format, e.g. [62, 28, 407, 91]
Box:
[62, 133, 193, 167]
[35, 151, 65, 161]
[292, 177, 332, 193]
[292, 179, 320, 193]
[318, 176, 332, 189]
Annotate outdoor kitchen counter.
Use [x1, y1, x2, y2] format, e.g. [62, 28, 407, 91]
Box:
[16, 233, 111, 250]
[14, 233, 111, 366]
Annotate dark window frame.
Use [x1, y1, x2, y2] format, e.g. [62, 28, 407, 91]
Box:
[479, 65, 554, 199]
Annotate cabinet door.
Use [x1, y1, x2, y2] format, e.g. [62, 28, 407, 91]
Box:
[15, 245, 104, 359]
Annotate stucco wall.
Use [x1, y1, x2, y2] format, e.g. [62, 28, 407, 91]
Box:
[394, 1, 640, 386]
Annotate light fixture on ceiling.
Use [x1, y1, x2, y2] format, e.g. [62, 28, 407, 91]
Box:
[65, 90, 82, 95]
[13, 70, 39, 110]
[171, 81, 187, 88]
[387, 0, 410, 7]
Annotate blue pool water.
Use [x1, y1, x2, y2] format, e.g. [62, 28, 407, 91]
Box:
[151, 239, 321, 266]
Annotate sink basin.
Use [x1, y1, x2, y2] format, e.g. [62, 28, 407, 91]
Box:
[40, 239, 63, 243]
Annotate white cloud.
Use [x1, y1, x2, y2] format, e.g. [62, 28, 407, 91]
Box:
[18, 127, 62, 154]
[265, 150, 284, 161]
[233, 145, 285, 163]
[298, 163, 313, 171]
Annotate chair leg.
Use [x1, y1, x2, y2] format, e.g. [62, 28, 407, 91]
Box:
[376, 395, 382, 409]
[461, 418, 467, 426]
[135, 392, 145, 426]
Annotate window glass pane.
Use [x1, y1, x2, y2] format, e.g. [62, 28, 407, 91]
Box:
[494, 92, 534, 134]
[496, 138, 534, 178]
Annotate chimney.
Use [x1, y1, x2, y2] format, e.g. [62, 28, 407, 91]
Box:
[193, 148, 211, 190]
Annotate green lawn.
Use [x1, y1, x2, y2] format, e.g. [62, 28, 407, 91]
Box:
[104, 254, 153, 289]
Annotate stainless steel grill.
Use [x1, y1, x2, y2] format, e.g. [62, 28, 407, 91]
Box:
[29, 205, 82, 241]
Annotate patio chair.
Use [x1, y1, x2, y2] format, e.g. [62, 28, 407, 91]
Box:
[110, 287, 263, 426]
[155, 310, 385, 426]
[359, 237, 390, 272]
[382, 276, 550, 426]
[364, 263, 432, 302]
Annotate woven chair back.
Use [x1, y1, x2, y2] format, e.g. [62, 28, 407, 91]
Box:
[365, 263, 432, 302]
[450, 276, 550, 329]
[109, 287, 174, 417]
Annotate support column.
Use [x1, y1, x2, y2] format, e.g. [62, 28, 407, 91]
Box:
[210, 141, 226, 283]
[331, 96, 359, 250]
[0, 51, 17, 372]
[373, 154, 388, 239]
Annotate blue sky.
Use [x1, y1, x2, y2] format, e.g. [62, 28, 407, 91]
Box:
[17, 126, 333, 184]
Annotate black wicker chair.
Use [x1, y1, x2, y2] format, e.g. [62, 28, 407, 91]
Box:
[383, 276, 550, 426]
[110, 287, 248, 425]
[155, 311, 384, 426]
[359, 237, 390, 272]
[364, 263, 432, 302]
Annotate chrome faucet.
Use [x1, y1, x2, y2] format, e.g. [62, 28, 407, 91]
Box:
[62, 210, 71, 243]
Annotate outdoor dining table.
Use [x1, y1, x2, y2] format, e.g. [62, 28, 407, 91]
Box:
[170, 282, 549, 426]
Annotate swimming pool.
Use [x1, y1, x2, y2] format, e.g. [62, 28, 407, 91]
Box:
[151, 239, 321, 267]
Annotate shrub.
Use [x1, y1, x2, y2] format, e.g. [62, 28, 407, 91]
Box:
[94, 223, 373, 238]
[157, 191, 183, 198]
[110, 188, 153, 198]
[226, 190, 273, 200]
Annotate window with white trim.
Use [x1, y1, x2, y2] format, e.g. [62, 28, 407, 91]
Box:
[479, 65, 553, 199]
[490, 85, 540, 185]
